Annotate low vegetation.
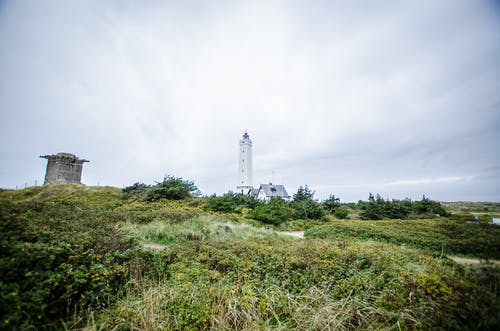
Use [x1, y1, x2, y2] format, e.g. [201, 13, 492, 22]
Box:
[305, 219, 500, 259]
[0, 183, 499, 330]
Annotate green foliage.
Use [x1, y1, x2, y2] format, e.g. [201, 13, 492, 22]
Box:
[441, 201, 500, 213]
[334, 206, 349, 219]
[305, 219, 500, 259]
[203, 194, 237, 213]
[145, 175, 199, 201]
[2, 185, 499, 330]
[0, 189, 134, 330]
[359, 193, 449, 220]
[122, 182, 150, 197]
[249, 197, 293, 225]
[292, 185, 315, 202]
[94, 240, 499, 330]
[322, 194, 341, 213]
[230, 192, 260, 209]
[126, 215, 280, 245]
[290, 199, 326, 220]
[203, 192, 261, 213]
[289, 185, 325, 220]
[413, 195, 451, 217]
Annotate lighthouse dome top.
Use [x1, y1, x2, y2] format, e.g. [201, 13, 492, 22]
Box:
[242, 131, 250, 139]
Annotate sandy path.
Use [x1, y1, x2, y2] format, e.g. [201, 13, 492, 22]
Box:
[448, 256, 500, 265]
[141, 243, 168, 250]
[278, 231, 305, 239]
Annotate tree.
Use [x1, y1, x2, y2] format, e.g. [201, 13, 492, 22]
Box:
[386, 199, 412, 219]
[249, 197, 294, 225]
[359, 193, 385, 220]
[122, 182, 150, 197]
[145, 175, 198, 201]
[291, 200, 326, 219]
[413, 195, 450, 217]
[231, 192, 260, 209]
[322, 194, 341, 213]
[290, 185, 325, 219]
[334, 207, 349, 219]
[203, 194, 236, 213]
[293, 185, 315, 202]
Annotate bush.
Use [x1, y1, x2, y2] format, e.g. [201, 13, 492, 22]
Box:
[231, 192, 260, 209]
[122, 182, 150, 197]
[290, 185, 325, 220]
[413, 195, 451, 217]
[305, 219, 500, 259]
[145, 176, 199, 201]
[203, 194, 236, 213]
[292, 185, 315, 202]
[322, 194, 341, 213]
[0, 200, 134, 329]
[334, 206, 349, 219]
[359, 193, 449, 220]
[249, 197, 293, 225]
[290, 200, 326, 220]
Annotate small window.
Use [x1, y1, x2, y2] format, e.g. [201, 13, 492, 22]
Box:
[270, 187, 277, 192]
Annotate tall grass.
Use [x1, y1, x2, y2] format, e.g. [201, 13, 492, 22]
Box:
[87, 239, 499, 330]
[2, 185, 499, 330]
[124, 215, 282, 245]
[305, 219, 500, 259]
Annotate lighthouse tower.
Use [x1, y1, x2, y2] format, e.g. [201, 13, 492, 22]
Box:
[237, 131, 253, 193]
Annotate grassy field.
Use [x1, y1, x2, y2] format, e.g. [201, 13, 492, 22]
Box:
[304, 219, 500, 259]
[1, 185, 499, 330]
[441, 201, 500, 213]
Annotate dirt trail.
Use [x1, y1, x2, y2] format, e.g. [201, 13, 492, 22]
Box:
[278, 231, 305, 239]
[141, 243, 168, 250]
[448, 256, 500, 265]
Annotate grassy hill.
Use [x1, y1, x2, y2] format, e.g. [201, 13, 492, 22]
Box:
[1, 185, 499, 330]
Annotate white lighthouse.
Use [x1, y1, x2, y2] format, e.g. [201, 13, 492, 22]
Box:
[237, 131, 253, 193]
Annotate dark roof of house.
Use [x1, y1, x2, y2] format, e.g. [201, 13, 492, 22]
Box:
[248, 188, 260, 197]
[259, 184, 290, 198]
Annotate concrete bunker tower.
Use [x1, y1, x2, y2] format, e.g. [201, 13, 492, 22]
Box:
[40, 152, 89, 185]
[237, 132, 253, 193]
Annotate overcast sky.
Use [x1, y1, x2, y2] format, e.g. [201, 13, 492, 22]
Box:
[1, 0, 499, 201]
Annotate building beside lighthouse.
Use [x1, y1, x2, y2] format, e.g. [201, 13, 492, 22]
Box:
[236, 132, 290, 200]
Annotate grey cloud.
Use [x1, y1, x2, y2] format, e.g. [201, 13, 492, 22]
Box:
[0, 0, 499, 201]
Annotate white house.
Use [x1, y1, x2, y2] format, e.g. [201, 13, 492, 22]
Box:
[254, 183, 291, 201]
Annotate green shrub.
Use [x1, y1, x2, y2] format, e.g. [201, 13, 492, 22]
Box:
[94, 239, 500, 330]
[290, 199, 326, 219]
[249, 197, 293, 225]
[334, 206, 349, 219]
[122, 182, 150, 197]
[305, 219, 500, 259]
[145, 176, 199, 201]
[203, 194, 236, 213]
[322, 194, 341, 213]
[359, 193, 449, 220]
[229, 191, 260, 209]
[0, 204, 134, 329]
[290, 185, 325, 220]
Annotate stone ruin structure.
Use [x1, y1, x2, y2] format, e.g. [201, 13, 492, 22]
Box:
[40, 152, 89, 185]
